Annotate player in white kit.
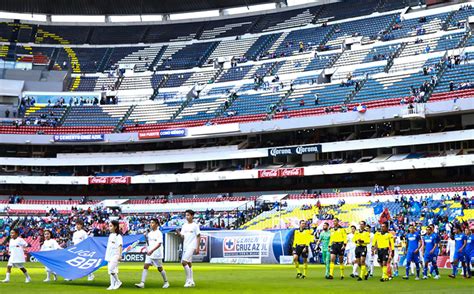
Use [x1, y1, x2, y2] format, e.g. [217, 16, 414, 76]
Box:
[365, 225, 375, 276]
[105, 220, 123, 290]
[72, 219, 95, 281]
[40, 230, 62, 282]
[2, 228, 31, 283]
[176, 209, 201, 288]
[347, 225, 358, 277]
[135, 218, 169, 289]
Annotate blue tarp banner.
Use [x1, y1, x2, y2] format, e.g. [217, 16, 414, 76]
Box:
[31, 235, 143, 280]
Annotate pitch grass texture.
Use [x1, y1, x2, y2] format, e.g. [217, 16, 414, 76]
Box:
[0, 262, 472, 293]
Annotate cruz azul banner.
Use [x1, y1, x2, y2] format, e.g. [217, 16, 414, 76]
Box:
[31, 235, 143, 280]
[203, 230, 293, 264]
[53, 134, 105, 142]
[268, 144, 322, 157]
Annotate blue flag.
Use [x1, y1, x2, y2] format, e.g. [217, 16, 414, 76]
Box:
[31, 235, 143, 280]
[373, 204, 383, 215]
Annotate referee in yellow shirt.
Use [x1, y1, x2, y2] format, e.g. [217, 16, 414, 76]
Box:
[328, 218, 347, 280]
[292, 220, 312, 279]
[354, 220, 371, 281]
[372, 222, 393, 282]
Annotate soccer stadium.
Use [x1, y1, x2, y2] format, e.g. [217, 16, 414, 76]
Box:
[0, 0, 473, 292]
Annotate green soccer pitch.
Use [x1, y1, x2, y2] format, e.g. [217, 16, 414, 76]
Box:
[0, 262, 471, 293]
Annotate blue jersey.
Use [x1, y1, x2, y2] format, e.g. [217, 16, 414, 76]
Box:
[466, 234, 474, 255]
[423, 233, 438, 254]
[454, 233, 467, 253]
[406, 232, 421, 252]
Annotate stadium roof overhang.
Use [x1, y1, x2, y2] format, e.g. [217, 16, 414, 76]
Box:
[0, 0, 281, 15]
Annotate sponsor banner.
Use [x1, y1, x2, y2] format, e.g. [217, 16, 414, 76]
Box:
[258, 169, 279, 178]
[88, 176, 131, 185]
[279, 168, 304, 177]
[138, 129, 187, 140]
[268, 144, 322, 157]
[53, 134, 105, 143]
[203, 229, 293, 264]
[257, 168, 304, 178]
[31, 235, 144, 280]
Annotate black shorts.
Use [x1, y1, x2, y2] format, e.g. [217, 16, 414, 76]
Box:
[293, 245, 308, 258]
[377, 248, 390, 263]
[355, 246, 367, 258]
[330, 242, 345, 256]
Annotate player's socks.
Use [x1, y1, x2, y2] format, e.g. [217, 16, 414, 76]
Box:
[415, 263, 420, 278]
[24, 272, 31, 280]
[109, 275, 115, 288]
[184, 264, 191, 282]
[161, 270, 168, 282]
[452, 263, 458, 277]
[462, 265, 468, 277]
[329, 262, 335, 276]
[303, 263, 308, 276]
[406, 265, 410, 278]
[295, 261, 301, 274]
[4, 272, 10, 281]
[361, 265, 366, 278]
[141, 269, 148, 283]
[353, 264, 358, 276]
[340, 264, 345, 277]
[423, 265, 428, 277]
[382, 266, 387, 279]
[189, 267, 194, 283]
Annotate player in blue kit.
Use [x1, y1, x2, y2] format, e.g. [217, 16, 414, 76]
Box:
[422, 225, 440, 280]
[448, 225, 467, 279]
[403, 225, 422, 280]
[464, 227, 473, 278]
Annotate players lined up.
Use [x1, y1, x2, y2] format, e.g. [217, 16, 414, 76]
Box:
[292, 218, 474, 281]
[1, 210, 201, 290]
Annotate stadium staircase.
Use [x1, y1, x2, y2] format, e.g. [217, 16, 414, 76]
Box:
[212, 92, 239, 119]
[171, 94, 195, 121]
[384, 42, 407, 73]
[148, 45, 168, 71]
[442, 10, 457, 31]
[150, 74, 170, 100]
[57, 106, 71, 126]
[345, 77, 367, 104]
[424, 52, 449, 102]
[318, 25, 338, 47]
[198, 42, 220, 67]
[97, 48, 114, 72]
[114, 105, 135, 132]
[457, 29, 472, 49]
[266, 88, 293, 120]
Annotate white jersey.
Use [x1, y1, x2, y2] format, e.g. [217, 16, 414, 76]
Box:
[8, 237, 28, 263]
[367, 232, 374, 252]
[447, 239, 455, 261]
[72, 229, 89, 245]
[347, 233, 356, 250]
[147, 229, 164, 259]
[105, 233, 123, 262]
[181, 222, 201, 251]
[41, 239, 61, 251]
